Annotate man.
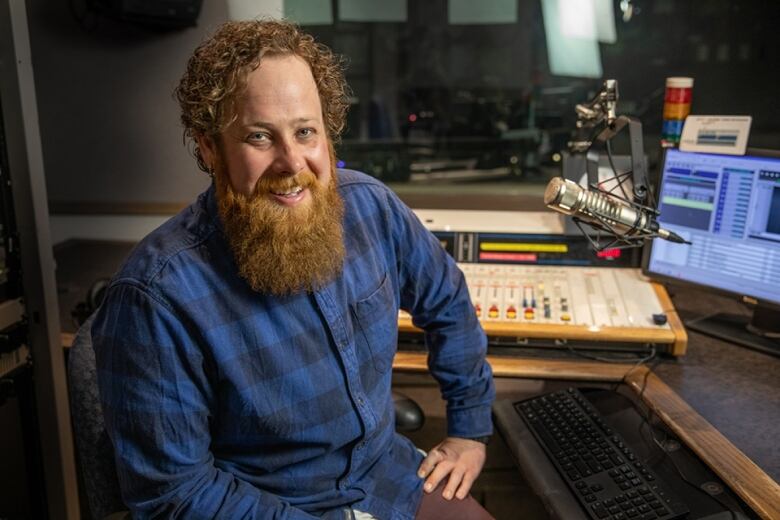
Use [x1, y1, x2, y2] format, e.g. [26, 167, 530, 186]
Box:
[93, 19, 495, 519]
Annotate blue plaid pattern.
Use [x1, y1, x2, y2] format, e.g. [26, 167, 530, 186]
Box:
[92, 170, 494, 519]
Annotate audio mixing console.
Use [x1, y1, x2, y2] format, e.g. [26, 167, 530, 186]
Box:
[400, 210, 687, 355]
[462, 265, 662, 327]
[399, 264, 686, 354]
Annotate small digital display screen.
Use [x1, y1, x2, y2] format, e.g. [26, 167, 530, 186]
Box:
[645, 149, 780, 305]
[476, 234, 568, 264]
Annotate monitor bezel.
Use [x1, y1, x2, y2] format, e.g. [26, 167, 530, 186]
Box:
[641, 146, 780, 312]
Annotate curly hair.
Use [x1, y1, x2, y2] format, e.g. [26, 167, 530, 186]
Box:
[174, 19, 350, 173]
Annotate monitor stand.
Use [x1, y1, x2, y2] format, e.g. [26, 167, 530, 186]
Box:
[686, 306, 780, 358]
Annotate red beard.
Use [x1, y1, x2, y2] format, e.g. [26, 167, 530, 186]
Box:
[216, 168, 345, 295]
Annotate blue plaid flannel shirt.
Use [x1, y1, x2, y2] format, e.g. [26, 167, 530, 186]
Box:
[92, 169, 495, 519]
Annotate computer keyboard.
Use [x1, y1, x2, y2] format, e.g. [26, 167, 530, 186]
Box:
[516, 388, 689, 520]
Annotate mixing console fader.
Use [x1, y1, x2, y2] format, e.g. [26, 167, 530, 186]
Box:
[399, 265, 687, 355]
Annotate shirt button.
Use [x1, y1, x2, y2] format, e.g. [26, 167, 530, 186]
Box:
[357, 396, 364, 406]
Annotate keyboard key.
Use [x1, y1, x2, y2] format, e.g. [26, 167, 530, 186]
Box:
[588, 461, 604, 472]
[591, 503, 610, 519]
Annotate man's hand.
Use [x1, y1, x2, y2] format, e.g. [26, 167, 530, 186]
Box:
[417, 437, 487, 501]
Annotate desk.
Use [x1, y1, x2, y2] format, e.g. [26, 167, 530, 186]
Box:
[395, 353, 780, 519]
[55, 240, 780, 519]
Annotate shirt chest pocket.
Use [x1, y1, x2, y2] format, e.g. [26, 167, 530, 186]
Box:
[351, 274, 398, 374]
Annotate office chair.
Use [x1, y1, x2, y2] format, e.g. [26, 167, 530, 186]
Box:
[66, 313, 126, 520]
[68, 312, 424, 519]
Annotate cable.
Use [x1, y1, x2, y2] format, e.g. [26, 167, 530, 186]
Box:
[648, 433, 739, 519]
[611, 353, 661, 394]
[618, 363, 741, 519]
[565, 342, 657, 365]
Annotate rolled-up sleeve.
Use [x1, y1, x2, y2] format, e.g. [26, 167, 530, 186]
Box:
[387, 194, 495, 439]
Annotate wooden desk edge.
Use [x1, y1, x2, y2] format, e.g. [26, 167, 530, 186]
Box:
[398, 284, 688, 355]
[394, 351, 638, 381]
[395, 352, 780, 520]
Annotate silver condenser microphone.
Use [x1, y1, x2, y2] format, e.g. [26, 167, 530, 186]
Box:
[544, 177, 688, 244]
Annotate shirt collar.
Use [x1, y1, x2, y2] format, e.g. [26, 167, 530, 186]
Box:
[200, 181, 224, 236]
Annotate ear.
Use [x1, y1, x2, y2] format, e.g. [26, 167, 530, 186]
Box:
[196, 134, 219, 171]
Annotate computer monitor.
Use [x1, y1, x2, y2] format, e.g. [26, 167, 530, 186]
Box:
[642, 148, 780, 357]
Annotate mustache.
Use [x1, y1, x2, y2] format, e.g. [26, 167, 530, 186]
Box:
[253, 171, 317, 197]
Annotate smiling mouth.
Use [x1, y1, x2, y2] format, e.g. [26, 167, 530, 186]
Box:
[271, 186, 304, 198]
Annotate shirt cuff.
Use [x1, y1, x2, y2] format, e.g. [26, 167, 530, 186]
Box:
[446, 404, 493, 439]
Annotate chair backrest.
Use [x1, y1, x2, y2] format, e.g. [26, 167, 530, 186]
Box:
[67, 314, 126, 520]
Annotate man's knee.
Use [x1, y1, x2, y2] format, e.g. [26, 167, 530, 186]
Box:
[415, 483, 494, 520]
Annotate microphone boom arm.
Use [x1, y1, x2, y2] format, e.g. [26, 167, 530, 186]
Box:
[568, 79, 650, 204]
[590, 114, 649, 205]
